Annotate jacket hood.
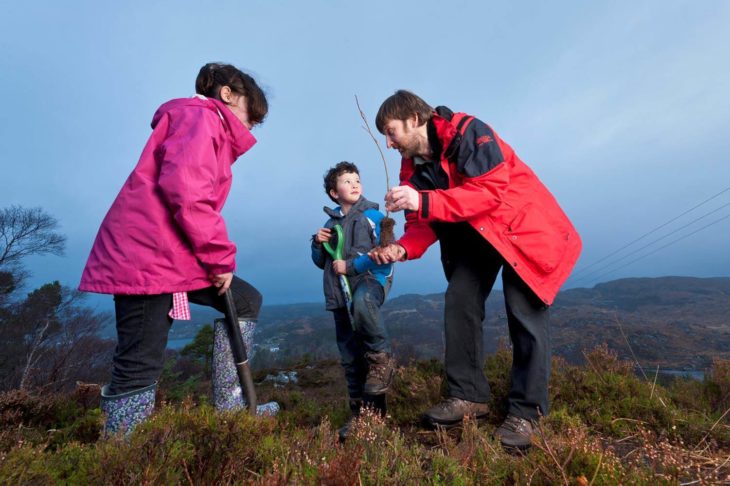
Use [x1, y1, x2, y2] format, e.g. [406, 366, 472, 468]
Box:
[323, 196, 379, 219]
[151, 96, 257, 158]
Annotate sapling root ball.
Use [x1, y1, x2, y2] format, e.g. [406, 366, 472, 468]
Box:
[379, 217, 396, 247]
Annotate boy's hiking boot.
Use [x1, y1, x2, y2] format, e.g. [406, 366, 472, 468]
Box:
[422, 397, 489, 428]
[493, 414, 535, 451]
[339, 395, 387, 443]
[363, 351, 395, 395]
[338, 398, 362, 443]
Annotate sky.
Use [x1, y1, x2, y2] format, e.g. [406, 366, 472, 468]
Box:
[1, 1, 729, 309]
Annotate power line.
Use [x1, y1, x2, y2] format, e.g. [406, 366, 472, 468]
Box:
[570, 202, 730, 285]
[574, 212, 730, 285]
[571, 186, 730, 277]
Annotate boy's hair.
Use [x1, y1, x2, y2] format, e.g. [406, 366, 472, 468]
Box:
[324, 161, 360, 203]
[375, 89, 433, 134]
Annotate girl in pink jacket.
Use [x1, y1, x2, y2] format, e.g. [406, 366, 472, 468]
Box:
[80, 63, 270, 435]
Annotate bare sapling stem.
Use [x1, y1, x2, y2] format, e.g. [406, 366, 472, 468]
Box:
[355, 95, 396, 246]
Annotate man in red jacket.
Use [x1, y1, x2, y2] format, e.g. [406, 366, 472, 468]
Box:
[369, 90, 581, 450]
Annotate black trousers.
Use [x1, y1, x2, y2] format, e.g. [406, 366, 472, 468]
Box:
[109, 276, 262, 394]
[439, 223, 551, 420]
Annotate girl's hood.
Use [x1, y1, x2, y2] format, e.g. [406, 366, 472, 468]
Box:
[151, 96, 257, 157]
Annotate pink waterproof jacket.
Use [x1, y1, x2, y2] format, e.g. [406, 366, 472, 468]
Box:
[79, 96, 256, 295]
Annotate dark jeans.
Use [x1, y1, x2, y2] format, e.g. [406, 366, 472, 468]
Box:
[109, 276, 262, 394]
[440, 224, 551, 421]
[332, 276, 390, 399]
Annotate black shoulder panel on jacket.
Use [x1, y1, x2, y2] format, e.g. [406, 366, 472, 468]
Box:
[434, 106, 454, 120]
[454, 117, 505, 178]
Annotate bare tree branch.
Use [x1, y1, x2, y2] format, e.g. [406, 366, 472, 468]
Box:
[19, 316, 51, 390]
[0, 206, 66, 267]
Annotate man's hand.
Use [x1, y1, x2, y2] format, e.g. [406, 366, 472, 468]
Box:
[385, 185, 420, 212]
[210, 272, 233, 295]
[332, 259, 347, 275]
[315, 228, 332, 244]
[369, 244, 406, 264]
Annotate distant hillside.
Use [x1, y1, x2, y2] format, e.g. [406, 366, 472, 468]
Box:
[249, 276, 730, 371]
[551, 277, 730, 369]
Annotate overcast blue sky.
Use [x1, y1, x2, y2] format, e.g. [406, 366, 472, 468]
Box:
[1, 1, 729, 309]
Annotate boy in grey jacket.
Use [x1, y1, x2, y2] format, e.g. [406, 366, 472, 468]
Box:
[311, 161, 395, 441]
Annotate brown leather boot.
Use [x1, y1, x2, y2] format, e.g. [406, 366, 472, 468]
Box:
[338, 398, 362, 443]
[338, 395, 388, 443]
[493, 414, 535, 450]
[422, 397, 489, 428]
[363, 351, 396, 395]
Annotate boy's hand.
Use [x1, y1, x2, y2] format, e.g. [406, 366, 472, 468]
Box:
[315, 228, 332, 244]
[369, 244, 406, 264]
[209, 272, 233, 295]
[385, 185, 419, 212]
[332, 260, 347, 275]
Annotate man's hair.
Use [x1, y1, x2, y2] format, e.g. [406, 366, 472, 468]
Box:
[324, 161, 360, 203]
[375, 90, 433, 133]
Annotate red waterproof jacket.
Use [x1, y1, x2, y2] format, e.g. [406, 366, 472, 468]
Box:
[397, 107, 581, 305]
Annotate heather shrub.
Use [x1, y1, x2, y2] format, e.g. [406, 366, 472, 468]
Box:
[0, 356, 727, 484]
[706, 357, 730, 412]
[550, 345, 679, 437]
[349, 408, 427, 483]
[524, 421, 652, 485]
[0, 389, 101, 452]
[270, 390, 342, 430]
[26, 403, 284, 484]
[389, 358, 444, 424]
[482, 346, 514, 421]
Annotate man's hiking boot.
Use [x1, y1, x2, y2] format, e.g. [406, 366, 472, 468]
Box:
[422, 397, 489, 428]
[363, 351, 395, 395]
[493, 414, 535, 451]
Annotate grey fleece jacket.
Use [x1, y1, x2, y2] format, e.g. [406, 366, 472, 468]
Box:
[311, 196, 394, 310]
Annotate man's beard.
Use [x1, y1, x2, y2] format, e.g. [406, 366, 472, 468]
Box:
[398, 146, 416, 159]
[397, 135, 423, 159]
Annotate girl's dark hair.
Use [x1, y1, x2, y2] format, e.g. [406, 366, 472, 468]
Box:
[195, 62, 268, 126]
[375, 89, 433, 133]
[324, 161, 360, 203]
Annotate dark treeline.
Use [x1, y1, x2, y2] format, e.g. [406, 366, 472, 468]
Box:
[0, 206, 114, 392]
